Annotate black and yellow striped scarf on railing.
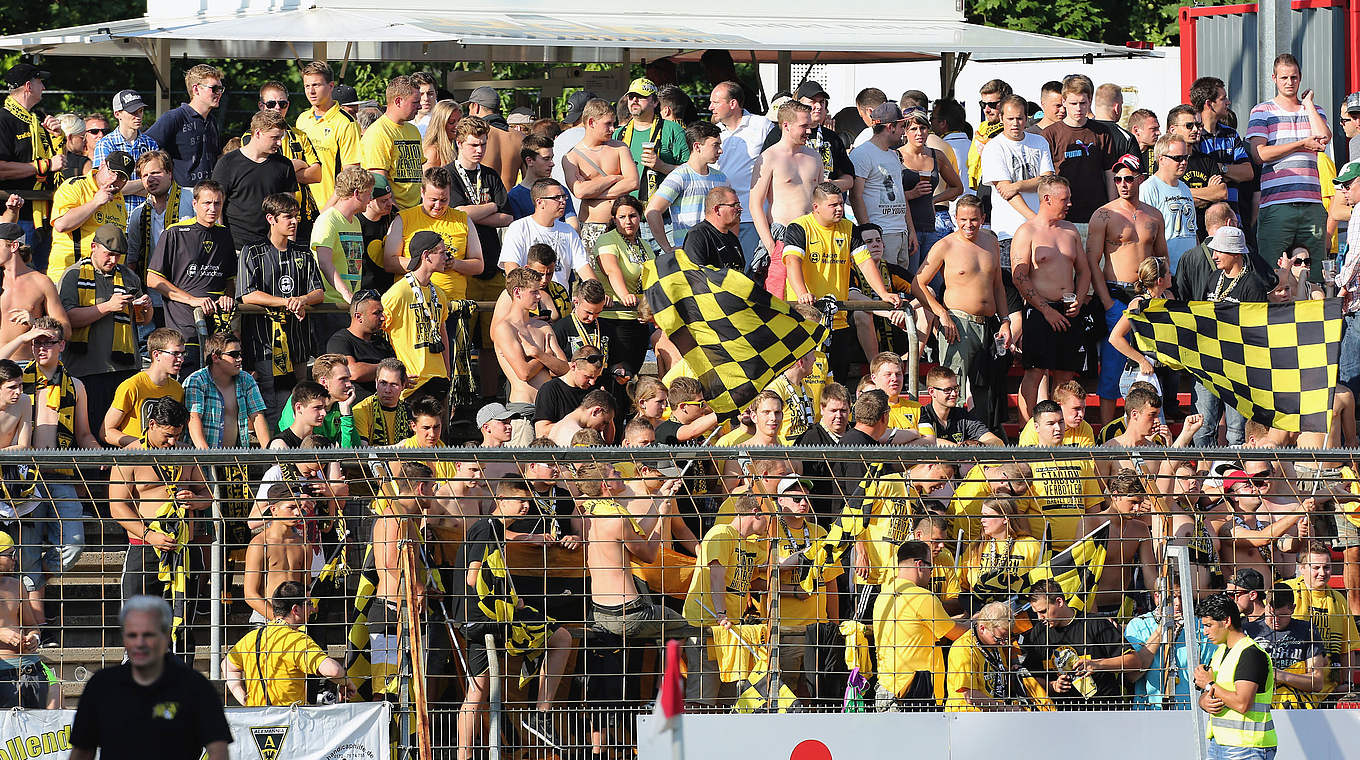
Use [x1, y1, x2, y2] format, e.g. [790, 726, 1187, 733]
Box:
[141, 439, 191, 653]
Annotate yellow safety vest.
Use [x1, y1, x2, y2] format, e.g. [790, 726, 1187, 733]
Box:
[1207, 635, 1277, 748]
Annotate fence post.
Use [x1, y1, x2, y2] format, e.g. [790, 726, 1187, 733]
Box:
[903, 308, 919, 397]
[1166, 545, 1207, 760]
[486, 633, 501, 760]
[208, 475, 223, 681]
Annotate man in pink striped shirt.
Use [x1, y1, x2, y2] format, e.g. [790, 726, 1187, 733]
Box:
[1246, 53, 1332, 282]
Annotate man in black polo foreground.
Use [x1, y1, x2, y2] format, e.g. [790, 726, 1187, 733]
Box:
[70, 596, 232, 760]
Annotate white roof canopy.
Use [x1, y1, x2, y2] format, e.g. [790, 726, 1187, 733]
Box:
[0, 0, 1154, 65]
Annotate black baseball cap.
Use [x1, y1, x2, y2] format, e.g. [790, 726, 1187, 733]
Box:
[92, 223, 128, 255]
[0, 223, 22, 242]
[2, 63, 49, 88]
[333, 85, 359, 106]
[1229, 568, 1265, 592]
[102, 151, 134, 179]
[564, 90, 598, 124]
[794, 81, 829, 101]
[407, 230, 443, 270]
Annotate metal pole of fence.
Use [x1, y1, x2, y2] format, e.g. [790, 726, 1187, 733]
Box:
[208, 477, 223, 681]
[486, 633, 501, 760]
[1166, 545, 1207, 760]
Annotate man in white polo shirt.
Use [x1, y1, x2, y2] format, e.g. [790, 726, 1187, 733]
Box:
[710, 80, 772, 267]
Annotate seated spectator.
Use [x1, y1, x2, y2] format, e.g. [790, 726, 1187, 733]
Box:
[945, 601, 1028, 711]
[1284, 541, 1359, 691]
[917, 366, 1002, 445]
[224, 579, 355, 706]
[56, 222, 150, 433]
[103, 327, 184, 447]
[866, 352, 920, 430]
[1017, 379, 1095, 446]
[183, 330, 269, 449]
[0, 533, 56, 708]
[277, 353, 358, 448]
[873, 540, 967, 711]
[351, 357, 411, 447]
[250, 432, 346, 529]
[548, 388, 615, 446]
[1022, 579, 1132, 709]
[270, 381, 329, 450]
[237, 192, 324, 423]
[533, 348, 606, 437]
[325, 289, 396, 400]
[1245, 581, 1328, 708]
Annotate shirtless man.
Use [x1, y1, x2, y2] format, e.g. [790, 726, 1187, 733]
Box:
[1079, 469, 1156, 621]
[492, 267, 568, 411]
[578, 460, 700, 679]
[1011, 175, 1092, 422]
[0, 224, 67, 363]
[562, 98, 639, 254]
[622, 457, 699, 554]
[1096, 386, 1203, 480]
[0, 360, 31, 450]
[367, 462, 432, 696]
[242, 485, 320, 622]
[750, 101, 823, 266]
[107, 398, 209, 648]
[1087, 156, 1168, 422]
[915, 194, 1010, 416]
[1216, 467, 1303, 582]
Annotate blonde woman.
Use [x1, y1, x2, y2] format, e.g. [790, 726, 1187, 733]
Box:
[1106, 256, 1172, 399]
[962, 499, 1042, 606]
[629, 376, 667, 428]
[421, 99, 460, 170]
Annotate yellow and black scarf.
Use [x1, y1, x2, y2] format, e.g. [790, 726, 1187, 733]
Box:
[22, 361, 75, 452]
[370, 399, 412, 448]
[138, 187, 183, 282]
[4, 98, 54, 224]
[266, 308, 292, 378]
[448, 299, 477, 411]
[142, 437, 191, 653]
[71, 259, 136, 364]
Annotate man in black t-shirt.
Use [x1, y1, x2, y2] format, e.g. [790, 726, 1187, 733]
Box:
[532, 347, 604, 436]
[1022, 579, 1135, 709]
[326, 290, 395, 397]
[212, 110, 298, 250]
[515, 440, 586, 622]
[359, 174, 396, 291]
[551, 278, 616, 369]
[456, 480, 572, 753]
[654, 376, 721, 535]
[1243, 583, 1327, 707]
[679, 186, 745, 270]
[918, 366, 1003, 444]
[70, 596, 231, 760]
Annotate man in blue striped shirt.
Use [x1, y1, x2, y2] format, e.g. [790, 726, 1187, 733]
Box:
[93, 90, 158, 219]
[1190, 77, 1253, 224]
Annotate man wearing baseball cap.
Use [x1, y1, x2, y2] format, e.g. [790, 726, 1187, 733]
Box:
[770, 473, 828, 698]
[0, 219, 68, 365]
[849, 101, 916, 268]
[614, 77, 689, 206]
[381, 230, 451, 401]
[1226, 568, 1267, 625]
[357, 173, 397, 291]
[1333, 159, 1360, 395]
[0, 62, 63, 266]
[93, 90, 158, 219]
[49, 150, 133, 279]
[1342, 93, 1360, 170]
[464, 85, 524, 191]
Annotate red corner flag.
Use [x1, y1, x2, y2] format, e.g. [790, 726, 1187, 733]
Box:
[656, 639, 685, 726]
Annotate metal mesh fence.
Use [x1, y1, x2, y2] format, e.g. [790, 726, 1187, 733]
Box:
[4, 444, 1357, 754]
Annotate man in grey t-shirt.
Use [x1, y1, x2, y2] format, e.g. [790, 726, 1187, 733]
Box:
[850, 102, 915, 270]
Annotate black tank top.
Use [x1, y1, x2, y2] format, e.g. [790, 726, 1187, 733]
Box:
[900, 149, 940, 234]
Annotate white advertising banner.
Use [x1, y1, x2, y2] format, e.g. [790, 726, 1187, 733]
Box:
[640, 710, 1360, 760]
[0, 702, 390, 760]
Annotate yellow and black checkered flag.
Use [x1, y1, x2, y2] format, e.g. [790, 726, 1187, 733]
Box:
[644, 250, 827, 417]
[1129, 298, 1341, 433]
[1028, 521, 1108, 613]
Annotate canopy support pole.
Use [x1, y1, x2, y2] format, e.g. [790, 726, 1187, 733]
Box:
[939, 51, 970, 101]
[148, 39, 170, 116]
[777, 50, 792, 94]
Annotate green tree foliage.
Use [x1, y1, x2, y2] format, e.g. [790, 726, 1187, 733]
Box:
[967, 0, 1181, 47]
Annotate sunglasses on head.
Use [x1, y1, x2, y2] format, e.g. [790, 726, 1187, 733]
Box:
[578, 353, 604, 365]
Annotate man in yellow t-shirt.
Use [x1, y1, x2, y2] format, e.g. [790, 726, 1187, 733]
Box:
[1017, 378, 1095, 446]
[381, 231, 450, 398]
[1028, 400, 1103, 549]
[765, 351, 817, 445]
[360, 76, 423, 210]
[782, 182, 901, 383]
[383, 166, 482, 301]
[1287, 542, 1360, 687]
[946, 601, 1026, 711]
[683, 502, 769, 706]
[296, 60, 362, 212]
[102, 327, 184, 446]
[48, 151, 131, 280]
[873, 539, 968, 710]
[223, 580, 354, 706]
[866, 351, 921, 430]
[769, 477, 833, 694]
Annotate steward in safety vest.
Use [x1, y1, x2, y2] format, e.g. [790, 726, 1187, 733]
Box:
[1193, 593, 1276, 758]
